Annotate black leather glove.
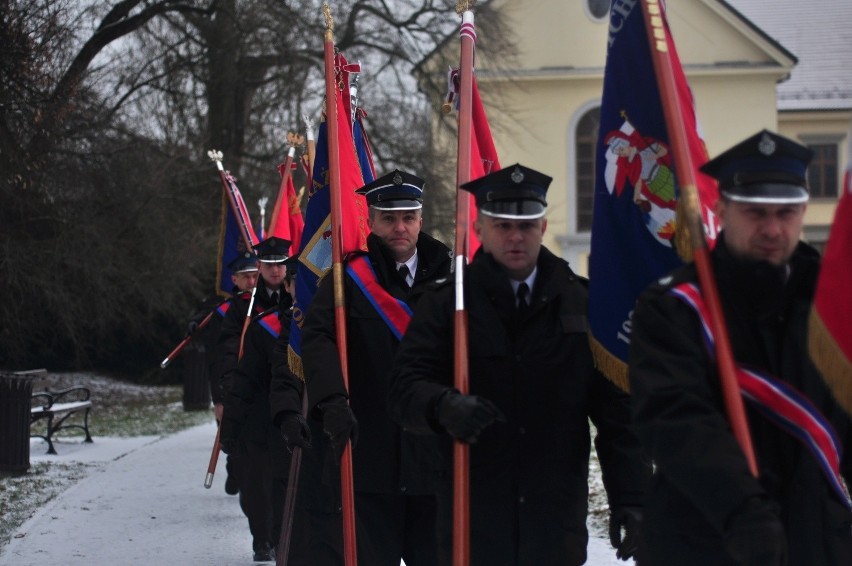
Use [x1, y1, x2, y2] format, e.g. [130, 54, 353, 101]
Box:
[436, 391, 505, 444]
[319, 395, 358, 464]
[280, 411, 312, 453]
[186, 320, 198, 335]
[218, 416, 245, 456]
[723, 497, 787, 566]
[609, 506, 643, 561]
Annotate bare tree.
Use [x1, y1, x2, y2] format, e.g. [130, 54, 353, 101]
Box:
[0, 0, 514, 375]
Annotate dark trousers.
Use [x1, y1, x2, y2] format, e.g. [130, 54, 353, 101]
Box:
[233, 442, 274, 550]
[354, 491, 451, 566]
[286, 506, 344, 566]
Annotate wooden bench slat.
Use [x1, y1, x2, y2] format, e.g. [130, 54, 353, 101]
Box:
[30, 387, 93, 455]
[31, 401, 92, 414]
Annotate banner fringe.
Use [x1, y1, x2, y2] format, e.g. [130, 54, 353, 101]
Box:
[589, 334, 630, 393]
[288, 345, 306, 382]
[809, 310, 852, 417]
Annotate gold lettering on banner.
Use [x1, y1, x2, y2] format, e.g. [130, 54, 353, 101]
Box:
[646, 0, 668, 53]
[607, 0, 638, 48]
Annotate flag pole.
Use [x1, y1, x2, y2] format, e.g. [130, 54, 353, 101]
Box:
[204, 150, 259, 487]
[322, 4, 358, 565]
[208, 150, 256, 251]
[304, 115, 316, 178]
[276, 390, 309, 566]
[639, 0, 757, 475]
[160, 299, 228, 369]
[453, 6, 476, 566]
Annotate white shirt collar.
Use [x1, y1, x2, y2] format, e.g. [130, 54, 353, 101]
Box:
[510, 267, 538, 301]
[396, 250, 418, 286]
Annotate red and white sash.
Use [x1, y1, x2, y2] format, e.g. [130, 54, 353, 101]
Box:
[670, 282, 851, 508]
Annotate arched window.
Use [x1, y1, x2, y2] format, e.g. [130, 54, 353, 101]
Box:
[575, 107, 600, 232]
[586, 0, 610, 21]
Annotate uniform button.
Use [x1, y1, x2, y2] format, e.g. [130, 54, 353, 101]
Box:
[518, 496, 525, 504]
[519, 427, 526, 435]
[400, 486, 407, 493]
[515, 354, 522, 362]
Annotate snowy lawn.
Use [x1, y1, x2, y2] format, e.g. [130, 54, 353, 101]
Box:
[0, 371, 210, 549]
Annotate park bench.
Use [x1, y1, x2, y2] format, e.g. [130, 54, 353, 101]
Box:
[30, 386, 93, 455]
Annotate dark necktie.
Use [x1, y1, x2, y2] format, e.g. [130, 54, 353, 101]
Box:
[271, 291, 279, 305]
[398, 264, 411, 287]
[516, 282, 530, 318]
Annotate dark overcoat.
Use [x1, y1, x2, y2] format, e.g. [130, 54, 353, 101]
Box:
[226, 302, 291, 475]
[388, 246, 650, 566]
[301, 231, 452, 495]
[629, 235, 852, 565]
[212, 277, 279, 394]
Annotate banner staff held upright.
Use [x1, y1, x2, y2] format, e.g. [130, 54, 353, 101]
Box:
[638, 0, 757, 475]
[258, 196, 269, 240]
[451, 3, 477, 565]
[321, 4, 358, 565]
[208, 150, 259, 253]
[304, 114, 316, 177]
[204, 150, 261, 488]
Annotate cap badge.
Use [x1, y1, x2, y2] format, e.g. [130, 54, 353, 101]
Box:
[269, 237, 276, 246]
[758, 133, 776, 156]
[511, 166, 524, 184]
[393, 171, 403, 185]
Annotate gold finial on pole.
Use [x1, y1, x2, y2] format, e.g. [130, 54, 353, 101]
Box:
[323, 3, 334, 40]
[455, 1, 474, 15]
[287, 131, 305, 149]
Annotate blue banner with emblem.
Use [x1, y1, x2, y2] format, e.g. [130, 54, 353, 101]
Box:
[588, 1, 701, 389]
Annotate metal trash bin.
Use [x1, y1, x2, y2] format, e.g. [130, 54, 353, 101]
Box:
[0, 370, 39, 473]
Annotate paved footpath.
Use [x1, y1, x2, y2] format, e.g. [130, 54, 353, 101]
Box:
[2, 421, 626, 565]
[2, 421, 259, 566]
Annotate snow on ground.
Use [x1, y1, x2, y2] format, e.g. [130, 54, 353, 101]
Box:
[1, 422, 632, 565]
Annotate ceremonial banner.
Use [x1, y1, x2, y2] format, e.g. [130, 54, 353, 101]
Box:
[809, 119, 852, 415]
[216, 173, 259, 297]
[272, 162, 306, 256]
[588, 0, 718, 389]
[468, 77, 500, 256]
[288, 81, 370, 376]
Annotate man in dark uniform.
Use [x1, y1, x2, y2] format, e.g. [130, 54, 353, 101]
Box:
[298, 169, 453, 566]
[629, 130, 852, 565]
[207, 252, 259, 426]
[268, 253, 344, 566]
[203, 251, 259, 496]
[388, 164, 650, 565]
[218, 237, 290, 562]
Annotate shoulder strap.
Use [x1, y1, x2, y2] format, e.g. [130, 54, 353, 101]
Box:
[670, 282, 851, 508]
[346, 255, 413, 340]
